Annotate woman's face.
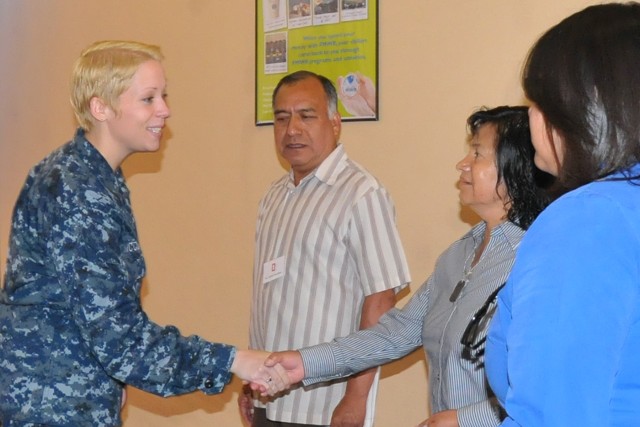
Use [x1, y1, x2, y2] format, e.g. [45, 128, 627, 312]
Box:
[456, 123, 509, 225]
[103, 59, 170, 165]
[528, 104, 562, 176]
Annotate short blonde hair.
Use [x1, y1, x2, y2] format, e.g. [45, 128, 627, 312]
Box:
[70, 40, 163, 131]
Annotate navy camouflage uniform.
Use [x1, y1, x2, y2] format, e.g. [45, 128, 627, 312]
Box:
[0, 129, 235, 426]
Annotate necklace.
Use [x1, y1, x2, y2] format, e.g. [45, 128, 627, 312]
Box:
[449, 271, 472, 302]
[449, 246, 477, 302]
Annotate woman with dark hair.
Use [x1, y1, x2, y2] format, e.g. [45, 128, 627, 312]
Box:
[266, 106, 552, 427]
[485, 3, 640, 426]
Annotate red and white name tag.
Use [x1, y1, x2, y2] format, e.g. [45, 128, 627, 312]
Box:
[263, 256, 286, 284]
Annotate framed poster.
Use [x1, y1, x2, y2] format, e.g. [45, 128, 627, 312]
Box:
[256, 0, 378, 125]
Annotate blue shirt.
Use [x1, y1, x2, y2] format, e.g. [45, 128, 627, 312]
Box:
[486, 166, 640, 426]
[0, 130, 235, 426]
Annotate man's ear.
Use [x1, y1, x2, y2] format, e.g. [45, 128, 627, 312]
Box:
[89, 96, 111, 122]
[331, 111, 341, 141]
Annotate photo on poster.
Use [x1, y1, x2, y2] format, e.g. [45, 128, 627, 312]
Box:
[263, 0, 287, 32]
[264, 32, 288, 74]
[289, 0, 312, 29]
[313, 0, 339, 26]
[341, 0, 368, 22]
[337, 72, 376, 118]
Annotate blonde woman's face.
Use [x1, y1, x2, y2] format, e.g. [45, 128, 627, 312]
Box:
[104, 60, 170, 162]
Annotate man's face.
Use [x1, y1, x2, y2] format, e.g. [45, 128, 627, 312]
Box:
[273, 77, 341, 184]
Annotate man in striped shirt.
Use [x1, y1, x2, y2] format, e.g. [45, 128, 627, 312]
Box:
[239, 70, 410, 427]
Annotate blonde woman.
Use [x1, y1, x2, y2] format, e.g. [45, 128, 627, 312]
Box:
[0, 40, 283, 426]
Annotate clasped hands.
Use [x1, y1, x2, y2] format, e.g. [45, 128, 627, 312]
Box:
[231, 349, 304, 396]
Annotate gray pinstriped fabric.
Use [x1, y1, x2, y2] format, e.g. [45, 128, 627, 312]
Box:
[0, 130, 235, 426]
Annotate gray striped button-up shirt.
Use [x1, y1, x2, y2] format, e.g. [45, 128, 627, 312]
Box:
[250, 144, 410, 425]
[301, 221, 524, 426]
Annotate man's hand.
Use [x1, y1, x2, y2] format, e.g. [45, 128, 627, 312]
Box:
[330, 392, 367, 426]
[329, 289, 395, 426]
[238, 385, 254, 425]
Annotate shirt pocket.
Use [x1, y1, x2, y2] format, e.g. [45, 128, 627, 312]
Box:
[120, 238, 146, 287]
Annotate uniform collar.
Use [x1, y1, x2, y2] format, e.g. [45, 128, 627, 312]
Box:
[71, 128, 128, 197]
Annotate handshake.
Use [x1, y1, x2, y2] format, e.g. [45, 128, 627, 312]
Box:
[230, 349, 304, 396]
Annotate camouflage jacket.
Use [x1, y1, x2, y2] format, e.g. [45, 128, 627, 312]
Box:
[0, 129, 235, 426]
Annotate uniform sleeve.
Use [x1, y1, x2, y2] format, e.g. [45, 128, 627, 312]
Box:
[301, 276, 430, 384]
[498, 192, 640, 426]
[348, 187, 411, 295]
[50, 184, 235, 396]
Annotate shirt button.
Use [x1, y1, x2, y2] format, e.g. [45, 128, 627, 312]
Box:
[204, 379, 214, 389]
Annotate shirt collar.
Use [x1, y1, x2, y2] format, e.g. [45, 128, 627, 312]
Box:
[71, 128, 128, 197]
[467, 220, 525, 253]
[287, 143, 346, 187]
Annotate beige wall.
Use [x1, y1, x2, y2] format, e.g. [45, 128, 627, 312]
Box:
[0, 0, 599, 425]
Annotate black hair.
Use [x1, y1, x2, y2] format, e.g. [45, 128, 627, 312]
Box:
[468, 106, 553, 229]
[523, 2, 640, 190]
[271, 70, 338, 115]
